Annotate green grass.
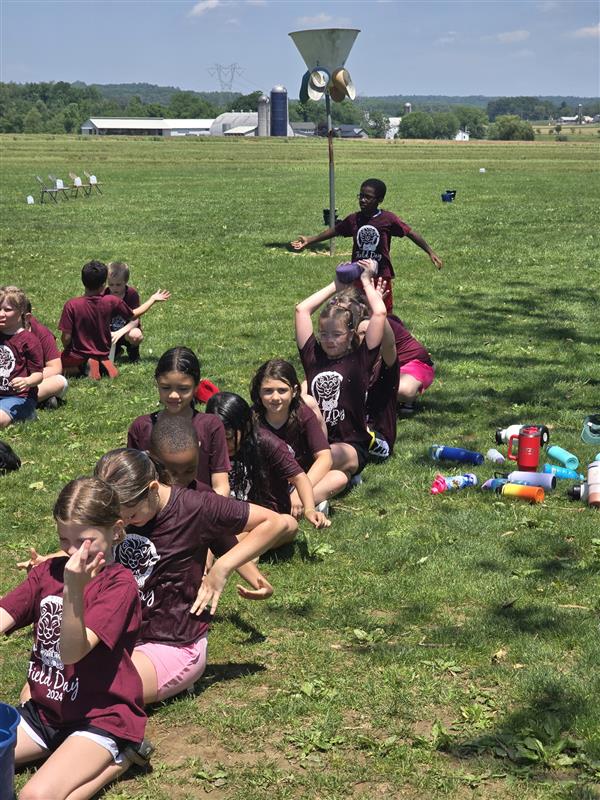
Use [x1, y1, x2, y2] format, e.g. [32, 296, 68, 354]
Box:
[1, 134, 599, 799]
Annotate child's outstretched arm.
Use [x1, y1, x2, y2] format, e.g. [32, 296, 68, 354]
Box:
[295, 280, 336, 349]
[190, 505, 294, 616]
[288, 472, 331, 529]
[360, 261, 387, 351]
[290, 226, 336, 251]
[131, 289, 171, 320]
[0, 608, 17, 634]
[59, 541, 104, 664]
[406, 230, 443, 269]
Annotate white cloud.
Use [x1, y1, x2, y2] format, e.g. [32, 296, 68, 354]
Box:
[537, 0, 559, 11]
[571, 22, 600, 38]
[297, 12, 332, 25]
[189, 0, 220, 17]
[496, 30, 530, 44]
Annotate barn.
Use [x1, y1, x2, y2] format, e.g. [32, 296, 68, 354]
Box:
[80, 117, 215, 136]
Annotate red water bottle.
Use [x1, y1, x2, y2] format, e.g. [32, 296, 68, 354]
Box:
[507, 425, 543, 472]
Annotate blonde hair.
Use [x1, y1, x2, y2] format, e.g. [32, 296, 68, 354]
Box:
[0, 285, 28, 318]
[53, 477, 121, 527]
[94, 448, 159, 507]
[107, 261, 130, 283]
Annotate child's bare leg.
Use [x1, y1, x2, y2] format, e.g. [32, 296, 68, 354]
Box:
[125, 328, 143, 345]
[397, 374, 422, 405]
[302, 393, 328, 438]
[37, 374, 68, 403]
[19, 735, 127, 800]
[14, 722, 47, 767]
[20, 681, 32, 703]
[0, 410, 12, 429]
[313, 470, 349, 504]
[131, 649, 159, 705]
[330, 443, 359, 477]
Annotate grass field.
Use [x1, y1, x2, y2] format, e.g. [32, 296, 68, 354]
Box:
[1, 134, 599, 800]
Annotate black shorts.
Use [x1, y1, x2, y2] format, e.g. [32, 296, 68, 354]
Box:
[18, 700, 133, 754]
[350, 442, 369, 475]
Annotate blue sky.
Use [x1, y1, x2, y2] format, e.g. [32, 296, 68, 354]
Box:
[1, 0, 598, 97]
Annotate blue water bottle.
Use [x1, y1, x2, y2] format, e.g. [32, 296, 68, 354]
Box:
[542, 463, 584, 481]
[429, 445, 484, 466]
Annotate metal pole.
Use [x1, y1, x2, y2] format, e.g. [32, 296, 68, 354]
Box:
[326, 91, 335, 256]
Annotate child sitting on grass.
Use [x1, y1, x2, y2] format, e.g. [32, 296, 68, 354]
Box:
[290, 177, 442, 313]
[104, 261, 143, 363]
[0, 285, 43, 428]
[59, 260, 170, 380]
[24, 298, 68, 411]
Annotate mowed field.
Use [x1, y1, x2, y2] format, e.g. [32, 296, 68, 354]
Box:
[1, 134, 599, 800]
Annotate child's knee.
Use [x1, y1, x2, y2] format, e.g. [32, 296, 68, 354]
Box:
[126, 329, 143, 344]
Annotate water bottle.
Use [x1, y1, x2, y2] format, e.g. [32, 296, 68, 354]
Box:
[336, 261, 378, 284]
[507, 471, 556, 490]
[499, 484, 544, 503]
[486, 448, 505, 464]
[496, 424, 549, 446]
[482, 477, 508, 491]
[542, 463, 584, 481]
[429, 445, 484, 466]
[430, 473, 477, 495]
[507, 426, 543, 472]
[567, 483, 588, 501]
[546, 445, 579, 471]
[587, 461, 600, 508]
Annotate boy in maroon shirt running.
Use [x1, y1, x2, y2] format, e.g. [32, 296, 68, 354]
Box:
[291, 178, 442, 312]
[59, 261, 170, 380]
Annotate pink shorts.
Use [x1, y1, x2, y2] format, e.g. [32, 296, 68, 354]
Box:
[400, 359, 435, 393]
[135, 634, 208, 701]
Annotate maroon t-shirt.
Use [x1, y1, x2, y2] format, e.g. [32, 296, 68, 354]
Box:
[388, 314, 432, 367]
[334, 210, 412, 279]
[299, 334, 379, 449]
[256, 403, 329, 473]
[58, 295, 133, 358]
[104, 285, 141, 332]
[0, 559, 146, 743]
[116, 486, 249, 645]
[366, 357, 400, 452]
[29, 316, 60, 363]
[0, 330, 44, 399]
[128, 410, 231, 490]
[230, 428, 303, 514]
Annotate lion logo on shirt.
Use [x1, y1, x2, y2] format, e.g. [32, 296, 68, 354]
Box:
[311, 371, 345, 427]
[35, 594, 64, 670]
[0, 343, 16, 392]
[356, 224, 381, 262]
[116, 534, 160, 607]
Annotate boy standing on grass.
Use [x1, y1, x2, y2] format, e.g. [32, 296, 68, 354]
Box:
[104, 261, 143, 363]
[290, 178, 443, 312]
[59, 261, 170, 380]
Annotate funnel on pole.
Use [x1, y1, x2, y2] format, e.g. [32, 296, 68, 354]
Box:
[289, 28, 360, 256]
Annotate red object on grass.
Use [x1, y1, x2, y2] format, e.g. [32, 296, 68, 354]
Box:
[195, 379, 220, 404]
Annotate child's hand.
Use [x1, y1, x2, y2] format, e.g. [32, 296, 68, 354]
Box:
[429, 251, 443, 269]
[190, 561, 229, 616]
[289, 489, 304, 520]
[237, 574, 273, 601]
[151, 289, 171, 303]
[304, 509, 331, 529]
[9, 377, 29, 392]
[17, 547, 47, 572]
[290, 236, 308, 251]
[357, 258, 378, 280]
[64, 541, 105, 591]
[374, 277, 390, 300]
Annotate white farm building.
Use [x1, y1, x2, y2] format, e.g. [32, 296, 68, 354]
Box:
[81, 117, 214, 136]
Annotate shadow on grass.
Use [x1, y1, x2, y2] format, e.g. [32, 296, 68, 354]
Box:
[224, 609, 267, 644]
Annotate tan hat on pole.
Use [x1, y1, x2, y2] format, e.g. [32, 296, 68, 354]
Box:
[329, 67, 356, 102]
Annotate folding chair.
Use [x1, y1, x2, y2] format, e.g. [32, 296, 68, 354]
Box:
[35, 176, 59, 204]
[84, 171, 102, 195]
[68, 172, 84, 198]
[47, 175, 70, 201]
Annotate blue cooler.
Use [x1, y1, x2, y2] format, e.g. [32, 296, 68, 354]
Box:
[0, 703, 19, 800]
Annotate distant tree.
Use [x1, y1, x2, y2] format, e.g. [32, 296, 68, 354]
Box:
[487, 114, 534, 141]
[23, 107, 43, 133]
[397, 111, 434, 139]
[125, 96, 147, 117]
[366, 111, 389, 138]
[62, 103, 81, 133]
[230, 91, 262, 112]
[168, 91, 217, 118]
[431, 111, 460, 139]
[453, 105, 488, 138]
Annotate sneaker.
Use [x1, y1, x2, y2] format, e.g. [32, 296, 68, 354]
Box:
[316, 500, 330, 516]
[349, 474, 363, 488]
[369, 433, 390, 461]
[87, 359, 101, 380]
[398, 402, 416, 418]
[100, 359, 119, 379]
[123, 737, 155, 767]
[39, 396, 59, 411]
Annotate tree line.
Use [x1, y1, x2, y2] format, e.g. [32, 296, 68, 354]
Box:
[1, 81, 597, 140]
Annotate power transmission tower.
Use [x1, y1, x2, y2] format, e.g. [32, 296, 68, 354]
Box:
[208, 64, 243, 92]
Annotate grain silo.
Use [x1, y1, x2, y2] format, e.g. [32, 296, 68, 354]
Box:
[257, 94, 270, 137]
[270, 86, 288, 137]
